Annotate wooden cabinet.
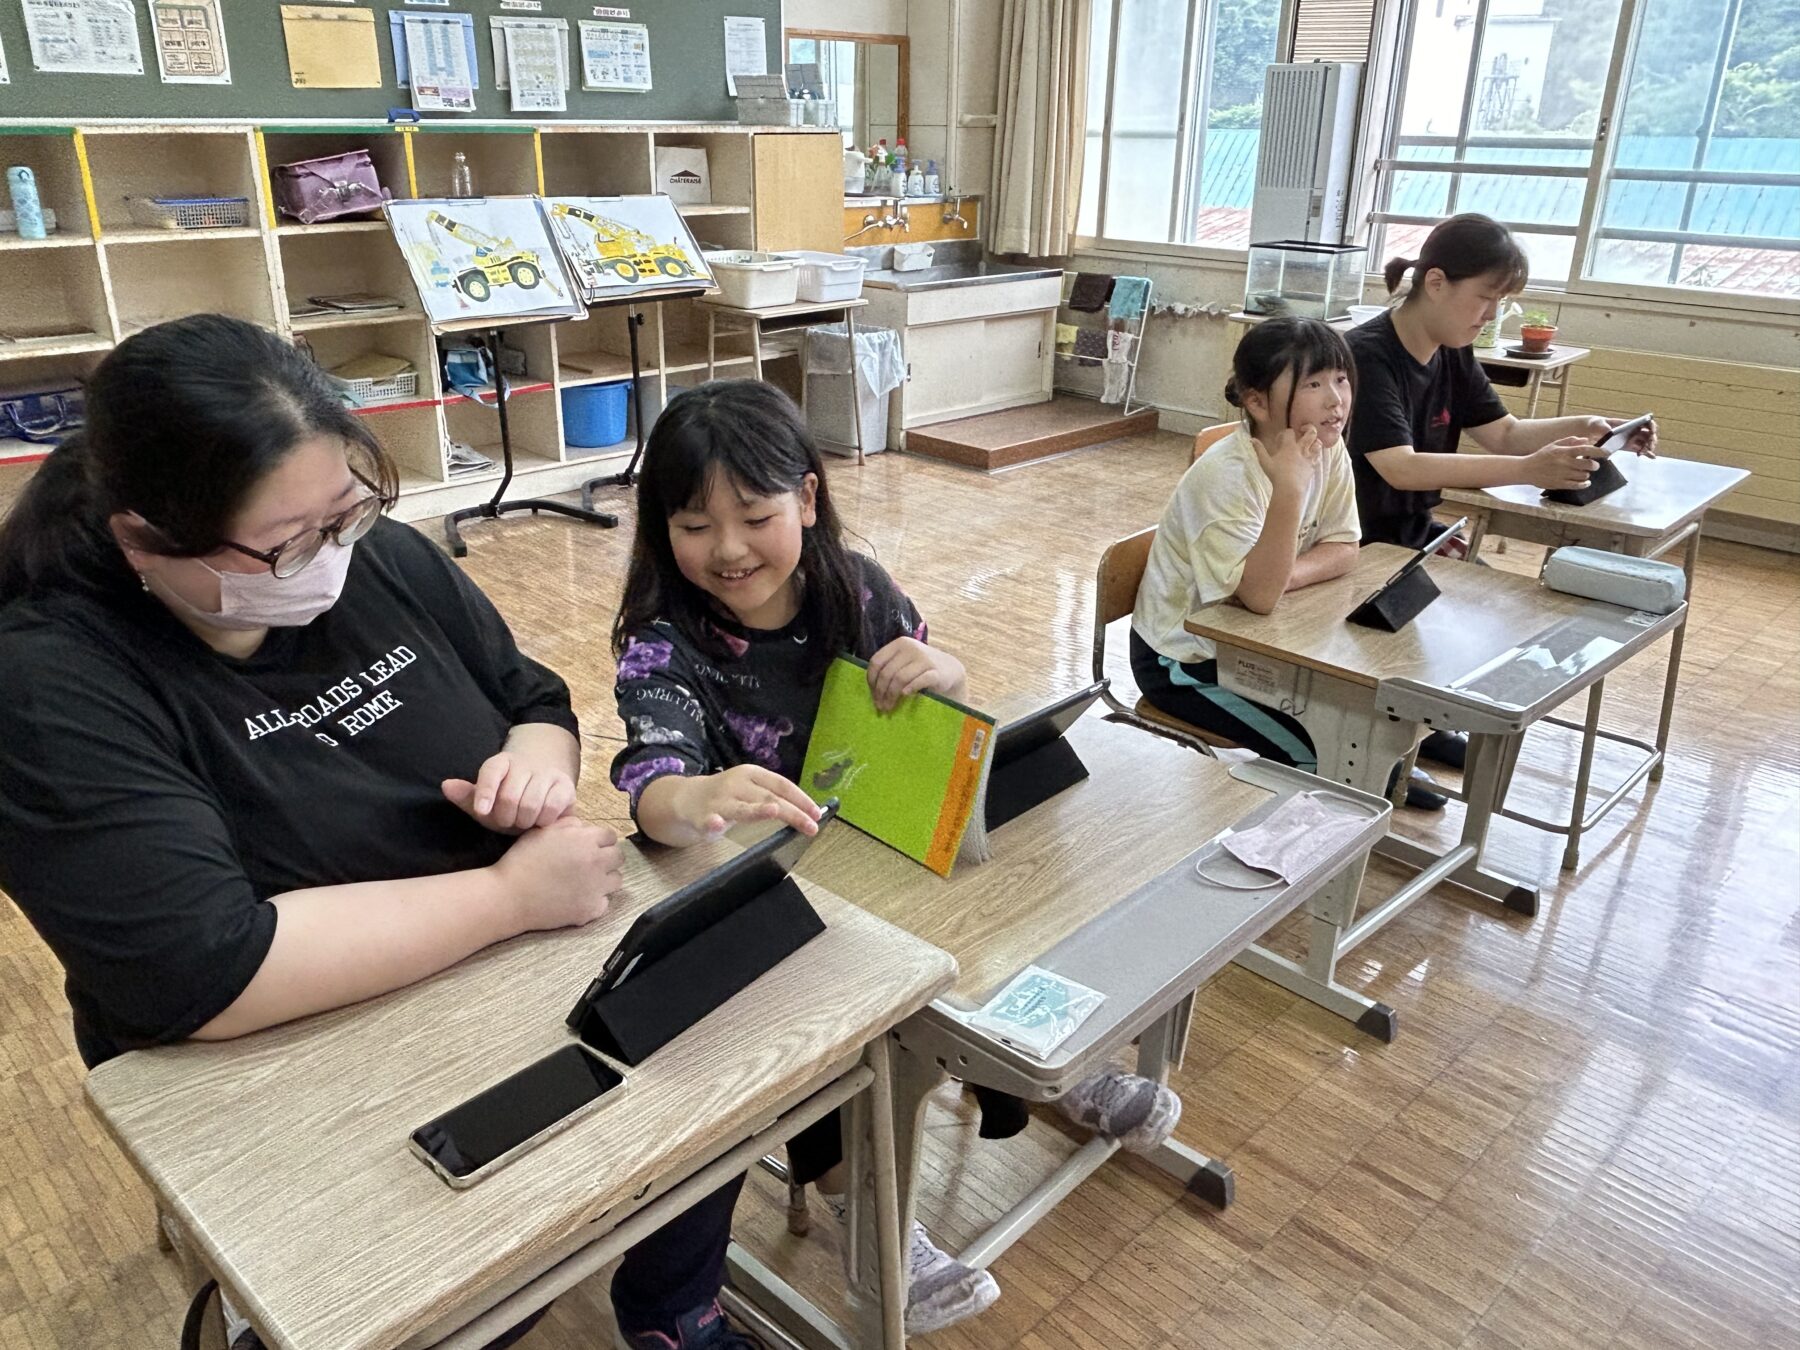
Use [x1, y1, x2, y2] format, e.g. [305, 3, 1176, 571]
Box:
[0, 121, 840, 518]
[752, 133, 844, 254]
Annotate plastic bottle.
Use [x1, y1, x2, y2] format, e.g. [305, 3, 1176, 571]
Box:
[7, 167, 47, 241]
[907, 159, 924, 196]
[449, 151, 474, 199]
[925, 159, 941, 195]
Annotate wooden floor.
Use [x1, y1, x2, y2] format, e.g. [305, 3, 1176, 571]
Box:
[3, 432, 1798, 1350]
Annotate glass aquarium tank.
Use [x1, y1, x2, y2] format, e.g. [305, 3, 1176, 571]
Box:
[1243, 241, 1367, 321]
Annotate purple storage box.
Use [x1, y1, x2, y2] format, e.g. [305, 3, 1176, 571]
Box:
[273, 150, 391, 225]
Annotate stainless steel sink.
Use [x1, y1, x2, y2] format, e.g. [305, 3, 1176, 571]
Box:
[862, 261, 1064, 292]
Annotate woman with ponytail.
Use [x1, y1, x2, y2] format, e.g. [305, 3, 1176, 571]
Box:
[1345, 215, 1658, 770]
[0, 316, 755, 1350]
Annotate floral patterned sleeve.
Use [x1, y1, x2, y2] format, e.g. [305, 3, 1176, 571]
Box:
[857, 556, 929, 652]
[609, 625, 716, 817]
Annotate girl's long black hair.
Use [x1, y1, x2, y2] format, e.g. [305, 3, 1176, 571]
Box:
[1224, 317, 1357, 430]
[0, 314, 395, 601]
[612, 380, 866, 677]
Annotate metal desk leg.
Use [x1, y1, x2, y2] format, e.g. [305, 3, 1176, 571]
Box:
[1464, 506, 1492, 562]
[751, 317, 765, 381]
[707, 311, 718, 383]
[1526, 369, 1544, 418]
[1554, 364, 1573, 417]
[846, 307, 866, 465]
[1563, 680, 1605, 871]
[1133, 998, 1234, 1207]
[1648, 527, 1702, 782]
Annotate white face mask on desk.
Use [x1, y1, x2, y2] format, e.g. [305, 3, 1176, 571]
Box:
[151, 540, 355, 632]
[1195, 790, 1382, 889]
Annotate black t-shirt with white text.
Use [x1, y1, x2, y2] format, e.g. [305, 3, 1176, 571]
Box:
[1345, 311, 1510, 548]
[0, 518, 577, 1066]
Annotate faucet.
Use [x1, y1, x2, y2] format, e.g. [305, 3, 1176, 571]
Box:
[942, 194, 968, 230]
[846, 200, 908, 240]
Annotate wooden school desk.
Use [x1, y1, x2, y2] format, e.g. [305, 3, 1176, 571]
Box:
[1444, 457, 1750, 861]
[727, 711, 1391, 1350]
[85, 839, 953, 1350]
[1186, 545, 1685, 1035]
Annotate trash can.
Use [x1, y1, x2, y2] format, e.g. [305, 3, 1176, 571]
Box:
[804, 323, 904, 457]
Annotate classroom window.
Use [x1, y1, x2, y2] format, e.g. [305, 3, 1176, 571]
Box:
[1372, 0, 1800, 300]
[1082, 0, 1292, 249]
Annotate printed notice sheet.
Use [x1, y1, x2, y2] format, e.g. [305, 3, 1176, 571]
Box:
[579, 20, 651, 92]
[504, 22, 565, 112]
[23, 0, 144, 76]
[488, 15, 568, 94]
[152, 0, 230, 85]
[722, 15, 766, 96]
[404, 12, 477, 112]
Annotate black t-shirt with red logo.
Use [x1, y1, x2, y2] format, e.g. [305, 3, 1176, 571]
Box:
[1344, 311, 1510, 548]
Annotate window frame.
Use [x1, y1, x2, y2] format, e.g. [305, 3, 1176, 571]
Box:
[1081, 0, 1303, 254]
[1370, 0, 1800, 311]
[1075, 0, 1798, 315]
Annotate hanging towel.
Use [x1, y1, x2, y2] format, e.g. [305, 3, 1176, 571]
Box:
[1073, 327, 1109, 360]
[1068, 272, 1115, 312]
[1101, 330, 1134, 404]
[1108, 276, 1152, 321]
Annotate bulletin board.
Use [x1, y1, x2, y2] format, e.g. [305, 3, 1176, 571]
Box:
[0, 1, 782, 123]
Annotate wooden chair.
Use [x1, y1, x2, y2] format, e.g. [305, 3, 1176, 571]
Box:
[1093, 527, 1241, 753]
[1192, 422, 1236, 463]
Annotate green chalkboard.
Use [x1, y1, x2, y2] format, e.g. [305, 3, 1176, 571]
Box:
[0, 1, 781, 123]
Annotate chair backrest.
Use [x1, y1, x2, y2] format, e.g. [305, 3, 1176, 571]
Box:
[1192, 422, 1235, 463]
[1093, 525, 1156, 695]
[1095, 527, 1156, 628]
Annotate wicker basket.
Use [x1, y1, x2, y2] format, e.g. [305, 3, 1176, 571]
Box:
[124, 195, 251, 231]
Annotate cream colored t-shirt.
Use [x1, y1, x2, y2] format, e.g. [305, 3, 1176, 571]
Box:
[1131, 425, 1360, 666]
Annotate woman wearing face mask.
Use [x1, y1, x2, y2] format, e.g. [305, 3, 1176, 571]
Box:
[0, 315, 747, 1350]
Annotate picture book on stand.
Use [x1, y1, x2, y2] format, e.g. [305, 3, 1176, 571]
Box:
[800, 655, 997, 877]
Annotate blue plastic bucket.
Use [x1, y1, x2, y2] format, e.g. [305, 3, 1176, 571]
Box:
[562, 381, 631, 448]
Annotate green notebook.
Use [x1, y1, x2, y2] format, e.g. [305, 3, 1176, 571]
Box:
[801, 655, 997, 877]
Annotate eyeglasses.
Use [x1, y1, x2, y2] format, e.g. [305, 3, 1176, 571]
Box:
[219, 477, 392, 578]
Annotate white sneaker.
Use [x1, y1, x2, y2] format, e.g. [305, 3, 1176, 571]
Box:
[827, 1196, 1001, 1334]
[1054, 1069, 1181, 1154]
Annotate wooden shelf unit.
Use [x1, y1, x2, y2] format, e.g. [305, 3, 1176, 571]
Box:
[0, 121, 844, 522]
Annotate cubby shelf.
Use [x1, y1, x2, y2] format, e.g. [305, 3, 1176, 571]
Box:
[3, 120, 843, 518]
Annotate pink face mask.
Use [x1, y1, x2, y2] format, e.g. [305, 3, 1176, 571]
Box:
[153, 540, 355, 632]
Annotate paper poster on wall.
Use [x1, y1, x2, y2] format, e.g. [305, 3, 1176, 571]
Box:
[280, 5, 381, 89]
[504, 24, 566, 112]
[23, 0, 144, 76]
[152, 0, 230, 85]
[403, 12, 476, 111]
[386, 197, 584, 327]
[579, 20, 650, 92]
[544, 196, 712, 304]
[488, 16, 568, 93]
[722, 15, 766, 96]
[388, 9, 478, 90]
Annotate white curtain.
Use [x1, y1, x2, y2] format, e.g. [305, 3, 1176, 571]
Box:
[990, 0, 1091, 259]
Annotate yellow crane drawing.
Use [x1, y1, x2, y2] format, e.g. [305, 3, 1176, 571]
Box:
[549, 202, 698, 285]
[425, 210, 550, 303]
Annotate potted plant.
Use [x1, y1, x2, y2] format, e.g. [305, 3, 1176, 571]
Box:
[1518, 309, 1558, 354]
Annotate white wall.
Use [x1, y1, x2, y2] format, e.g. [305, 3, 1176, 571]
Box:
[905, 0, 1002, 198]
[785, 1, 907, 34]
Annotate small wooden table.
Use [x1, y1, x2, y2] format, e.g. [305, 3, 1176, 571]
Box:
[702, 296, 874, 462]
[86, 840, 954, 1350]
[1473, 342, 1590, 417]
[1186, 546, 1685, 1032]
[1443, 456, 1750, 864]
[728, 712, 1392, 1350]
